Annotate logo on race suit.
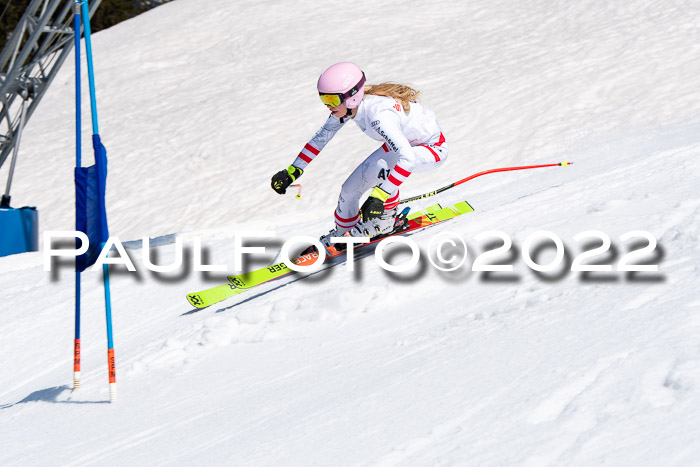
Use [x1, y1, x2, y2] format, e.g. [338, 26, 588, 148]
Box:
[377, 168, 390, 180]
[371, 120, 380, 127]
[374, 126, 399, 152]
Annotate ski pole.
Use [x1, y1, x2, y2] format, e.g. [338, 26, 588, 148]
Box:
[399, 161, 572, 204]
[291, 184, 302, 200]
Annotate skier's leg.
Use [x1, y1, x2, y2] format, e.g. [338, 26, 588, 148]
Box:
[367, 139, 448, 234]
[334, 146, 399, 234]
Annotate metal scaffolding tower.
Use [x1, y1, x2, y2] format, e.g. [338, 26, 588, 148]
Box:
[0, 0, 102, 207]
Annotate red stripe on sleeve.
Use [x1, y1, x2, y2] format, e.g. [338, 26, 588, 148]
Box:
[299, 153, 312, 163]
[435, 132, 445, 146]
[423, 145, 441, 162]
[304, 143, 320, 155]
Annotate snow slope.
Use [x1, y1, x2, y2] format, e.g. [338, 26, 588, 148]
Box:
[1, 0, 700, 465]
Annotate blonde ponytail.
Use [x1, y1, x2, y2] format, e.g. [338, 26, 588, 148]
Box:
[364, 83, 421, 113]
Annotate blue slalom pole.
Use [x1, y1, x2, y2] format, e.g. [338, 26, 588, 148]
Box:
[81, 0, 117, 402]
[73, 0, 82, 391]
[81, 0, 99, 134]
[74, 3, 82, 168]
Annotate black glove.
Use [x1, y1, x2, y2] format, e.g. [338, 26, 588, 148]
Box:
[361, 186, 391, 221]
[271, 165, 303, 194]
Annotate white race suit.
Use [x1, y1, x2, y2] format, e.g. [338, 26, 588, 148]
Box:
[292, 95, 448, 232]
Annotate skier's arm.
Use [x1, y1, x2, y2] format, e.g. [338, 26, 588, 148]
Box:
[291, 114, 346, 170]
[271, 115, 345, 195]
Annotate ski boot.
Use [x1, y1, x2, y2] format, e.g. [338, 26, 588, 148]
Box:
[319, 206, 410, 251]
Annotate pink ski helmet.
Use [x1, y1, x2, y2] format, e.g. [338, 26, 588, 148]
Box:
[317, 62, 366, 109]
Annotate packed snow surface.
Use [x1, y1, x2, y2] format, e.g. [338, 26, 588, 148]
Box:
[1, 0, 699, 465]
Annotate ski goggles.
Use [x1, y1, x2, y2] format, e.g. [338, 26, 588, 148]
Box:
[318, 72, 366, 107]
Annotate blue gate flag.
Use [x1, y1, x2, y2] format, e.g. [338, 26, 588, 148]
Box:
[75, 134, 109, 272]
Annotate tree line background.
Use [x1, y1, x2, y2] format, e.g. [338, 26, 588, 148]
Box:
[0, 0, 171, 52]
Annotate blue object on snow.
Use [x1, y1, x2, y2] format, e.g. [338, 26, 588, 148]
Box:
[0, 206, 39, 257]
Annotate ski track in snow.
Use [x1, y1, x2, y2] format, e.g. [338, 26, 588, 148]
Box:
[2, 0, 700, 465]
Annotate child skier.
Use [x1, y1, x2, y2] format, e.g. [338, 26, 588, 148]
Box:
[271, 61, 448, 243]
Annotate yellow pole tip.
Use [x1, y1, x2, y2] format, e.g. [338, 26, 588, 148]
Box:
[296, 194, 302, 200]
[561, 161, 568, 167]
